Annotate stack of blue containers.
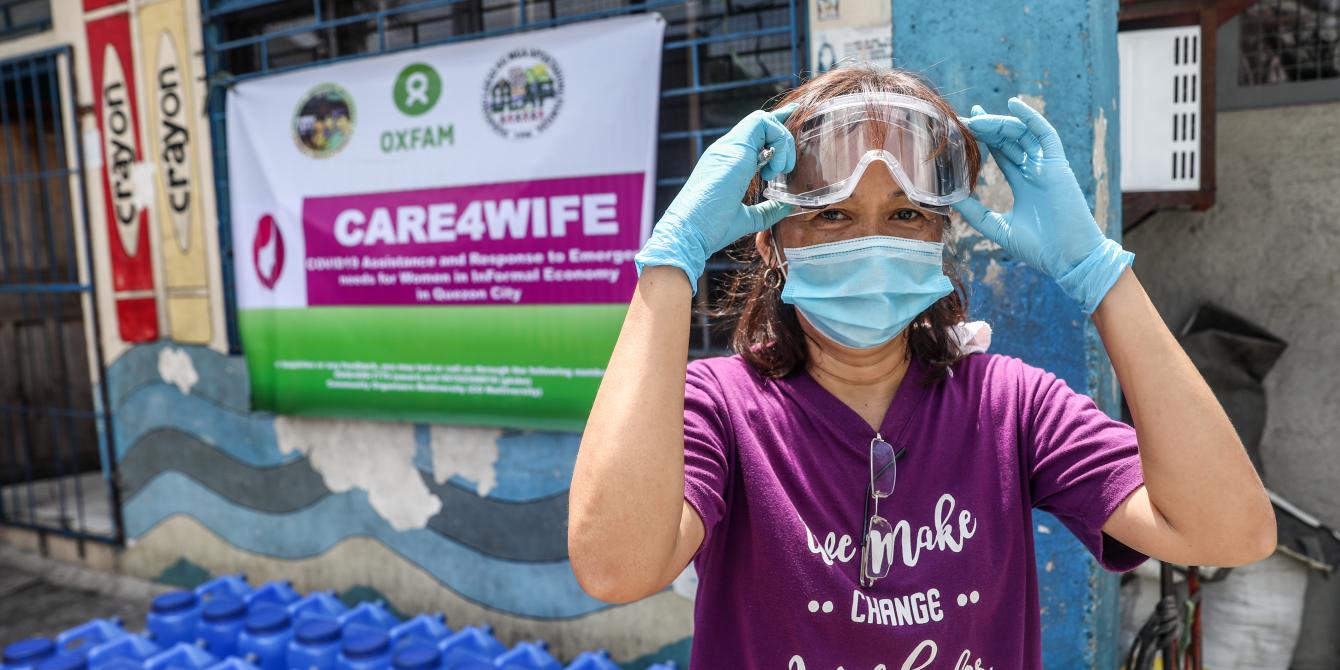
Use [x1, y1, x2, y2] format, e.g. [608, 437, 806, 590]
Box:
[0, 576, 678, 670]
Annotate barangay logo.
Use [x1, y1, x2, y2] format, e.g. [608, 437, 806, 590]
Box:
[481, 48, 564, 139]
[292, 83, 356, 158]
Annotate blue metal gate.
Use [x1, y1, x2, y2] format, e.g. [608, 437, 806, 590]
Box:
[202, 0, 808, 357]
[0, 47, 122, 547]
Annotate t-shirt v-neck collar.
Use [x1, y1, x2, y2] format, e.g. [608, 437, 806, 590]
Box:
[774, 356, 932, 452]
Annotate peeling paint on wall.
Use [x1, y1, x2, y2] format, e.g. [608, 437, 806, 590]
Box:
[430, 426, 502, 497]
[157, 346, 198, 395]
[1019, 94, 1046, 116]
[275, 416, 442, 530]
[1092, 108, 1110, 234]
[981, 258, 1007, 298]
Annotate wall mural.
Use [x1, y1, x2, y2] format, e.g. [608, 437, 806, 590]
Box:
[111, 342, 694, 666]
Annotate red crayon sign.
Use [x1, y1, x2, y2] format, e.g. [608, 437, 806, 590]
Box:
[86, 12, 159, 342]
[83, 0, 124, 11]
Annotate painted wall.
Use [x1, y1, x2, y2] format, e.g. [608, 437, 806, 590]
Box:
[890, 0, 1127, 666]
[1123, 100, 1340, 669]
[112, 341, 694, 666]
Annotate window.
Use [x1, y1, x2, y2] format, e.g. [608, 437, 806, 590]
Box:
[1218, 1, 1340, 109]
[0, 0, 51, 40]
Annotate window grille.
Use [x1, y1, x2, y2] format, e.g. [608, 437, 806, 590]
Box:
[1238, 0, 1339, 85]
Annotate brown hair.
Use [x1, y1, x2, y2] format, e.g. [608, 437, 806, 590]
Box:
[712, 65, 982, 381]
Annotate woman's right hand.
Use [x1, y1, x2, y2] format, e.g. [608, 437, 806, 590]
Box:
[634, 104, 798, 293]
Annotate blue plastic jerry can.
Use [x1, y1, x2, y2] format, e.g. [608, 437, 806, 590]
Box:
[287, 592, 347, 624]
[202, 660, 257, 670]
[336, 603, 397, 632]
[146, 591, 203, 647]
[388, 615, 450, 652]
[389, 641, 441, 670]
[561, 650, 618, 670]
[242, 582, 301, 610]
[56, 619, 125, 657]
[86, 634, 158, 670]
[492, 641, 559, 670]
[194, 575, 251, 603]
[286, 617, 342, 670]
[235, 603, 294, 670]
[436, 627, 504, 669]
[141, 643, 215, 670]
[4, 639, 58, 670]
[197, 596, 247, 659]
[336, 626, 392, 670]
[35, 653, 87, 670]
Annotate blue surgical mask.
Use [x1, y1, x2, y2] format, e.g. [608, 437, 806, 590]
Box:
[779, 235, 954, 349]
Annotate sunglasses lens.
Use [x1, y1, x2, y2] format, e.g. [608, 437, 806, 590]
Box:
[870, 437, 896, 498]
[863, 514, 894, 582]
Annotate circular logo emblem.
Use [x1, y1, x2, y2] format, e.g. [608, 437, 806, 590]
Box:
[481, 48, 564, 140]
[253, 214, 285, 290]
[292, 83, 356, 158]
[393, 63, 442, 116]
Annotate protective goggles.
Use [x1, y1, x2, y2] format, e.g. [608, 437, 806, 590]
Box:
[763, 92, 971, 211]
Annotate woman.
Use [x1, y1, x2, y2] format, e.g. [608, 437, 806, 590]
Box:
[568, 66, 1275, 668]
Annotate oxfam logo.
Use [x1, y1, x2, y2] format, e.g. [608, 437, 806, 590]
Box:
[393, 63, 442, 116]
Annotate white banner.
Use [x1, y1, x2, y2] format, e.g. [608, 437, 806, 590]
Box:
[227, 13, 666, 311]
[224, 14, 665, 430]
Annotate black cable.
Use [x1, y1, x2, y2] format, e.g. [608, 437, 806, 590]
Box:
[1126, 593, 1183, 670]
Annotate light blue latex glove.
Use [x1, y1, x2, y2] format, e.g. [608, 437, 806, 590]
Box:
[635, 104, 798, 293]
[952, 97, 1134, 314]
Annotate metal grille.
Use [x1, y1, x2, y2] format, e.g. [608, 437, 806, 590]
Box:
[0, 48, 121, 545]
[1239, 0, 1340, 84]
[202, 0, 807, 357]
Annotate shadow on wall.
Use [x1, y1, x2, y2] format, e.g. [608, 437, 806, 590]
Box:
[110, 341, 693, 667]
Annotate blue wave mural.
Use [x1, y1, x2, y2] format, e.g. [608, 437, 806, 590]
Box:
[108, 341, 693, 667]
[122, 472, 606, 619]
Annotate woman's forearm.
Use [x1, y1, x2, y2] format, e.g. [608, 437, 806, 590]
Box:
[1092, 268, 1275, 565]
[568, 266, 696, 600]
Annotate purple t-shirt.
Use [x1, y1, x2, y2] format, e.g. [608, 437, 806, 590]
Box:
[682, 353, 1146, 669]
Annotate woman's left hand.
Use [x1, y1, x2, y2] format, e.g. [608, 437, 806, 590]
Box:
[952, 97, 1133, 314]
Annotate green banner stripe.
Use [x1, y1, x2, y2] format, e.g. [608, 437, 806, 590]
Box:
[238, 304, 627, 432]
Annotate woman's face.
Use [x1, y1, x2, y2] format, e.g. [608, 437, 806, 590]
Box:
[764, 162, 945, 252]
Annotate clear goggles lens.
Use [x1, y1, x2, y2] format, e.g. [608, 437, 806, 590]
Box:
[763, 92, 971, 209]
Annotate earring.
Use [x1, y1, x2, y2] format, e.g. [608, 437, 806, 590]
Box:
[763, 265, 784, 290]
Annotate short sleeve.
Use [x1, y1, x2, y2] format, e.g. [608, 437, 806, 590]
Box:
[1024, 366, 1148, 573]
[683, 360, 734, 557]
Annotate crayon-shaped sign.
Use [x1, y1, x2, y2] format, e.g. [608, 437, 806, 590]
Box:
[138, 0, 213, 343]
[83, 0, 124, 10]
[86, 11, 159, 342]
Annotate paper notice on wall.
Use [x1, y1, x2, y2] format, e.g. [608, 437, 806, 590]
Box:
[809, 0, 893, 71]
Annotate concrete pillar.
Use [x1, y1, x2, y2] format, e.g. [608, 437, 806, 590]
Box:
[888, 1, 1125, 667]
